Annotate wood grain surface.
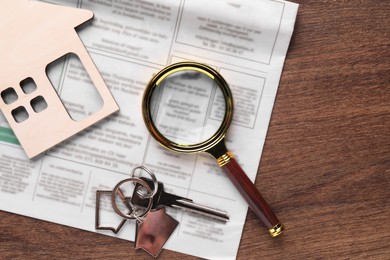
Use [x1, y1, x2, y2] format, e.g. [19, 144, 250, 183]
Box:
[0, 0, 389, 259]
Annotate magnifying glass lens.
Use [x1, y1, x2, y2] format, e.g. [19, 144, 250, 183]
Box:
[150, 69, 225, 145]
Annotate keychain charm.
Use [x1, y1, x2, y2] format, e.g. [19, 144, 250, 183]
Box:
[135, 208, 178, 258]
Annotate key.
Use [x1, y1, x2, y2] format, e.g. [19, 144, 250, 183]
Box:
[131, 177, 229, 222]
[96, 176, 179, 258]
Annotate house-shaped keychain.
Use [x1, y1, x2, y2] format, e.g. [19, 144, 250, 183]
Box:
[0, 0, 119, 158]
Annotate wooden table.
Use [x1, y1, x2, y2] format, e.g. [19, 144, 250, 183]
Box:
[1, 0, 389, 259]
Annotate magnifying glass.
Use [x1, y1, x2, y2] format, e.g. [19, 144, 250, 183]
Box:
[142, 62, 284, 237]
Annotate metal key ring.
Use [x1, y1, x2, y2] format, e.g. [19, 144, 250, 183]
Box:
[130, 166, 158, 199]
[111, 177, 153, 220]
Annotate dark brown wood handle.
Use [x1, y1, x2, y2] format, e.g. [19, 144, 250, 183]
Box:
[222, 157, 280, 230]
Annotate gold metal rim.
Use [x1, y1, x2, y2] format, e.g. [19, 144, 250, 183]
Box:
[269, 223, 284, 237]
[142, 62, 234, 154]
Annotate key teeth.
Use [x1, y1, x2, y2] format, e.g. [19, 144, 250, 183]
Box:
[174, 199, 230, 222]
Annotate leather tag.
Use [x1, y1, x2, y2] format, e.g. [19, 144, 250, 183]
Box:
[135, 208, 178, 258]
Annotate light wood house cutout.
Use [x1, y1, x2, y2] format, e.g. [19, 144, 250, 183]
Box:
[0, 0, 119, 158]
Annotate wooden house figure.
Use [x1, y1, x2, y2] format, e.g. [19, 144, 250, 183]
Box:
[0, 0, 119, 158]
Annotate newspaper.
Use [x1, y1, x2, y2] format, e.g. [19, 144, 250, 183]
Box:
[0, 0, 298, 258]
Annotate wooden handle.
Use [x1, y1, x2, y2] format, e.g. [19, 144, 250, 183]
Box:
[222, 157, 283, 235]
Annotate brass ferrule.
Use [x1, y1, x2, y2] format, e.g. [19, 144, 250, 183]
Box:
[268, 223, 284, 237]
[217, 152, 234, 167]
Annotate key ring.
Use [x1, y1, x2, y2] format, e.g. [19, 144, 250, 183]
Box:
[130, 166, 158, 199]
[111, 177, 153, 220]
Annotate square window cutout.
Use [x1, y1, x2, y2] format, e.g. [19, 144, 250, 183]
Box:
[31, 96, 48, 113]
[1, 87, 18, 104]
[12, 106, 29, 123]
[20, 77, 37, 94]
[46, 53, 103, 121]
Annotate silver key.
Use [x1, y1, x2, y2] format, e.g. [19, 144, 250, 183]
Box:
[131, 177, 229, 222]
